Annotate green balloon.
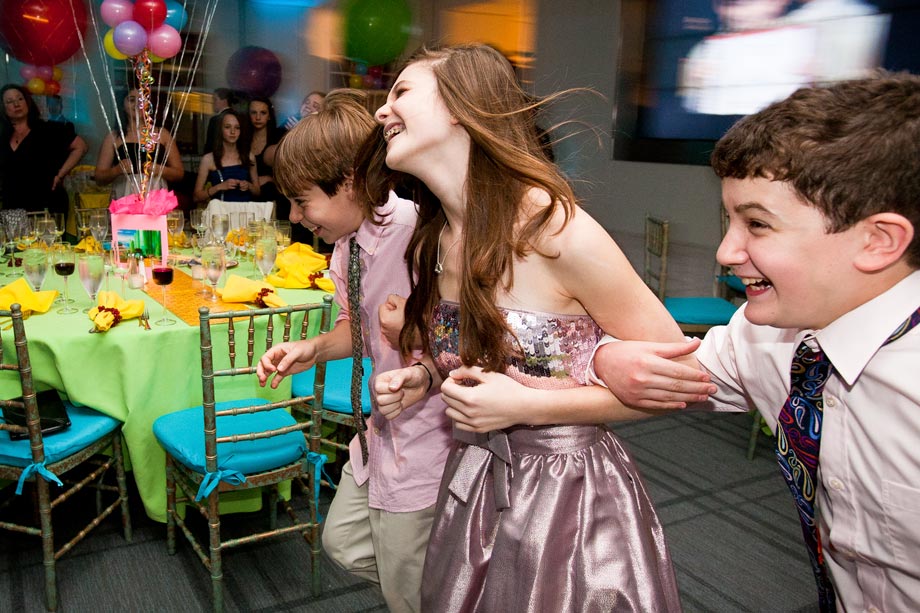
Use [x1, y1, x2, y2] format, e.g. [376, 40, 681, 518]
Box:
[344, 0, 412, 67]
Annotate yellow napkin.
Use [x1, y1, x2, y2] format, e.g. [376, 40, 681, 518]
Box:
[0, 278, 58, 314]
[217, 274, 287, 307]
[168, 232, 190, 248]
[88, 290, 145, 332]
[75, 236, 102, 253]
[266, 243, 333, 291]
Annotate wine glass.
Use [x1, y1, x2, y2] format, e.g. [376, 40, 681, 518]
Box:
[21, 248, 48, 292]
[78, 253, 105, 312]
[36, 218, 56, 248]
[89, 210, 109, 245]
[75, 209, 91, 240]
[210, 213, 230, 247]
[273, 220, 292, 250]
[52, 213, 65, 242]
[166, 210, 185, 245]
[200, 245, 225, 302]
[254, 237, 277, 282]
[152, 265, 176, 326]
[191, 209, 208, 246]
[51, 243, 78, 314]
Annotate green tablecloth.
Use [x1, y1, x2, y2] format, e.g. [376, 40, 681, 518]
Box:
[0, 255, 332, 522]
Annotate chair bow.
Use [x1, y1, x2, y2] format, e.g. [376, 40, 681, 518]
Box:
[306, 451, 336, 521]
[449, 429, 512, 511]
[195, 466, 247, 501]
[16, 461, 63, 495]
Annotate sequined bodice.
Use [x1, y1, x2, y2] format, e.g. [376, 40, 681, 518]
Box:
[430, 301, 603, 390]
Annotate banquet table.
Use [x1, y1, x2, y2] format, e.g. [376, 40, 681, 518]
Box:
[0, 252, 332, 522]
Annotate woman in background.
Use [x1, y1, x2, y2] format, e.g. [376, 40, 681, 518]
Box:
[1, 84, 87, 214]
[94, 89, 184, 199]
[248, 96, 290, 221]
[193, 109, 259, 203]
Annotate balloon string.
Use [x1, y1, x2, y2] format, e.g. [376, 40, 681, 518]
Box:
[133, 50, 159, 201]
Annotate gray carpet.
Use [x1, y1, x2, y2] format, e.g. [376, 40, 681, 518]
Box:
[1, 411, 818, 612]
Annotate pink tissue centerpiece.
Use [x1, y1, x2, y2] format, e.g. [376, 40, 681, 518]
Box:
[108, 188, 179, 215]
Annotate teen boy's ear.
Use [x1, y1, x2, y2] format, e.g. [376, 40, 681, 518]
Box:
[853, 212, 915, 273]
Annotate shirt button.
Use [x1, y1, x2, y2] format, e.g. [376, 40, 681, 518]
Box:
[825, 396, 837, 408]
[829, 478, 845, 491]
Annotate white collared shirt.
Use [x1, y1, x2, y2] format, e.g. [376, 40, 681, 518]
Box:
[697, 271, 920, 612]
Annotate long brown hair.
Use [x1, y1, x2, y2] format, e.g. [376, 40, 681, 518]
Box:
[396, 44, 577, 372]
[213, 109, 252, 170]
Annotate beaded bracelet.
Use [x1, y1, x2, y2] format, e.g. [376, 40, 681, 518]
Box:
[412, 361, 434, 394]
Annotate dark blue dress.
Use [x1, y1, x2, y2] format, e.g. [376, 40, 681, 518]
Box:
[207, 164, 250, 202]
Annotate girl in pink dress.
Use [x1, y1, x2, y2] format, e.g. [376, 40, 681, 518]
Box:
[371, 44, 692, 612]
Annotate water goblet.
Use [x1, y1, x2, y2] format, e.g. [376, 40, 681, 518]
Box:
[152, 266, 176, 326]
[21, 248, 48, 292]
[36, 218, 56, 248]
[191, 209, 208, 245]
[52, 213, 65, 241]
[51, 243, 78, 314]
[167, 210, 185, 245]
[200, 245, 225, 302]
[75, 209, 91, 240]
[78, 253, 105, 312]
[254, 237, 278, 282]
[211, 213, 230, 247]
[89, 210, 109, 245]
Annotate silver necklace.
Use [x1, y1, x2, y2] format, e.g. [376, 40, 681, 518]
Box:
[435, 220, 461, 275]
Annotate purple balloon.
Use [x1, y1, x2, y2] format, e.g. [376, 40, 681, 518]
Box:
[37, 65, 53, 80]
[226, 46, 282, 98]
[113, 20, 148, 57]
[101, 0, 134, 28]
[19, 64, 38, 80]
[147, 24, 181, 59]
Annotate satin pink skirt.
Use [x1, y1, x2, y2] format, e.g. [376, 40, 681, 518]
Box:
[421, 425, 682, 613]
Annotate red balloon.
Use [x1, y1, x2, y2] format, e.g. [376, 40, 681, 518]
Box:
[0, 0, 88, 66]
[44, 79, 62, 95]
[133, 0, 168, 32]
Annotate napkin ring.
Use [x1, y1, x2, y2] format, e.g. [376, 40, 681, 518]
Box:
[97, 306, 122, 325]
[255, 288, 275, 308]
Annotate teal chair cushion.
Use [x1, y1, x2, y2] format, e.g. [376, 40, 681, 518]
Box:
[292, 357, 372, 416]
[665, 296, 739, 326]
[152, 399, 307, 477]
[0, 403, 119, 468]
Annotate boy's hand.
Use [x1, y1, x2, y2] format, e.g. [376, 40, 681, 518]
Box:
[374, 365, 430, 420]
[441, 366, 531, 433]
[378, 294, 406, 350]
[594, 339, 715, 409]
[257, 340, 317, 389]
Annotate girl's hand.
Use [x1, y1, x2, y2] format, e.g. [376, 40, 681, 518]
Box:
[374, 365, 430, 420]
[441, 366, 533, 433]
[239, 180, 250, 191]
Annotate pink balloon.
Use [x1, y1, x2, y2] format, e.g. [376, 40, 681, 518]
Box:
[37, 65, 53, 80]
[101, 0, 134, 28]
[19, 64, 38, 80]
[113, 20, 148, 57]
[147, 24, 181, 59]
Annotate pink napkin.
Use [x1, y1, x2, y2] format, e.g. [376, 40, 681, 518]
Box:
[109, 188, 179, 215]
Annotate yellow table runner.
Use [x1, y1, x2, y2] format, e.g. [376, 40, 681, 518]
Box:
[142, 267, 242, 326]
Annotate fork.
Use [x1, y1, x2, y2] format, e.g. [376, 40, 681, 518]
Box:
[142, 307, 151, 330]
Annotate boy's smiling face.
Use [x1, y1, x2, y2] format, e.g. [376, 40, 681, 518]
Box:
[718, 176, 867, 330]
[288, 180, 364, 244]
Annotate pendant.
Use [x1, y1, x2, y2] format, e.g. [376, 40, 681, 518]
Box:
[434, 262, 443, 274]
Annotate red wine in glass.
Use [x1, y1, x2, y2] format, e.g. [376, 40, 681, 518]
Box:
[152, 266, 176, 326]
[54, 261, 75, 276]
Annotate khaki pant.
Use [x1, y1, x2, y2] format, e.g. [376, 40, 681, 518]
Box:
[322, 461, 436, 613]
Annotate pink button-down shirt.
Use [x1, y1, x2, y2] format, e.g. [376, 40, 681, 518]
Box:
[329, 192, 452, 512]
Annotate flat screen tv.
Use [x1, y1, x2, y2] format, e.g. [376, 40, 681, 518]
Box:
[614, 0, 920, 165]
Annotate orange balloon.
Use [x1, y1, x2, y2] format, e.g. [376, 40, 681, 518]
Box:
[51, 66, 63, 81]
[45, 79, 61, 95]
[26, 76, 45, 95]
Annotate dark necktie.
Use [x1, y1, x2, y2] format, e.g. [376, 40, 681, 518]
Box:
[348, 237, 369, 464]
[776, 306, 920, 612]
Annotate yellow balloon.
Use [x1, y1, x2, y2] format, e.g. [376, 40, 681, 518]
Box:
[104, 29, 129, 61]
[26, 77, 45, 95]
[149, 51, 166, 63]
[52, 66, 63, 82]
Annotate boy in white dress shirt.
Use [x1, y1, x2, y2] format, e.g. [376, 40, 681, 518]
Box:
[592, 72, 920, 612]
